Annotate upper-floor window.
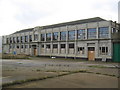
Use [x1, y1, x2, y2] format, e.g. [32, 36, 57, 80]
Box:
[77, 29, 85, 39]
[53, 32, 58, 41]
[21, 36, 24, 43]
[87, 28, 96, 39]
[99, 27, 109, 38]
[60, 31, 66, 41]
[68, 30, 75, 40]
[29, 35, 32, 42]
[46, 33, 51, 41]
[41, 34, 45, 41]
[25, 36, 28, 42]
[34, 34, 38, 41]
[6, 38, 9, 44]
[13, 37, 16, 43]
[17, 37, 20, 43]
[10, 37, 12, 43]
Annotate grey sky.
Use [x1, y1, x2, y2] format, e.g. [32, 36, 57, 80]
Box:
[0, 0, 119, 36]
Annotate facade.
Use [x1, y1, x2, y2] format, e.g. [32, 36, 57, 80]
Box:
[2, 17, 120, 61]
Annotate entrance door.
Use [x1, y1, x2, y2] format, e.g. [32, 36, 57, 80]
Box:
[34, 48, 37, 56]
[88, 47, 95, 61]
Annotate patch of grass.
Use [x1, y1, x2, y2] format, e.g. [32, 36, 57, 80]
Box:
[88, 65, 107, 68]
[95, 72, 101, 74]
[36, 69, 41, 72]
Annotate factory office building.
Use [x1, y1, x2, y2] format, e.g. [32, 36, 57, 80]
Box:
[2, 17, 120, 62]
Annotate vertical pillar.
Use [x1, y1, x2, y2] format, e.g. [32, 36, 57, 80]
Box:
[66, 26, 68, 58]
[74, 26, 77, 58]
[58, 30, 60, 54]
[85, 24, 88, 39]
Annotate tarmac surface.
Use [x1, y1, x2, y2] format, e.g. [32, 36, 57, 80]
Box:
[2, 57, 120, 88]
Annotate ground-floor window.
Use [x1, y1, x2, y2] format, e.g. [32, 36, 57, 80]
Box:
[69, 43, 74, 48]
[29, 45, 31, 48]
[78, 47, 84, 54]
[60, 44, 66, 54]
[17, 45, 19, 49]
[41, 44, 44, 48]
[53, 44, 58, 48]
[25, 45, 28, 49]
[46, 44, 51, 49]
[21, 45, 24, 49]
[99, 47, 108, 55]
[69, 43, 74, 54]
[61, 44, 66, 48]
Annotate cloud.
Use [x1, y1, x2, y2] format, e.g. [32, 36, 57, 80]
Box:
[0, 0, 119, 36]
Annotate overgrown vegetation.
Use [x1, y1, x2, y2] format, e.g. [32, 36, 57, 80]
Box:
[88, 65, 108, 68]
[2, 54, 30, 59]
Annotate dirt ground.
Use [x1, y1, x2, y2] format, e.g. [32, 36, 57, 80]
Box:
[2, 57, 120, 88]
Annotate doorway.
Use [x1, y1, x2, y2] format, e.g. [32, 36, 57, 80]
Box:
[34, 48, 37, 56]
[88, 47, 95, 61]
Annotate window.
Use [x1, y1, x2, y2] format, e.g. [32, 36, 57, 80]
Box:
[61, 44, 66, 48]
[46, 33, 51, 41]
[78, 47, 84, 54]
[17, 45, 19, 49]
[68, 30, 75, 40]
[87, 28, 96, 39]
[99, 47, 108, 55]
[46, 44, 50, 49]
[13, 37, 16, 43]
[34, 34, 38, 41]
[69, 43, 74, 48]
[10, 45, 12, 49]
[53, 32, 58, 40]
[29, 45, 31, 48]
[60, 31, 66, 41]
[112, 28, 116, 33]
[29, 35, 32, 42]
[13, 44, 15, 48]
[99, 27, 109, 38]
[25, 36, 28, 42]
[21, 45, 24, 49]
[6, 38, 9, 44]
[10, 37, 12, 43]
[21, 36, 24, 43]
[77, 29, 85, 39]
[17, 37, 20, 43]
[25, 45, 28, 48]
[41, 44, 44, 48]
[53, 44, 58, 48]
[41, 34, 45, 41]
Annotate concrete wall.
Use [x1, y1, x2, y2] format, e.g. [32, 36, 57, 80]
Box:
[2, 19, 117, 60]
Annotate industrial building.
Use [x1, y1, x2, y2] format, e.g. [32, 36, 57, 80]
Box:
[2, 17, 120, 62]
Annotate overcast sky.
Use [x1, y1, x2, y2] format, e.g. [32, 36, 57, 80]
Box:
[0, 0, 119, 36]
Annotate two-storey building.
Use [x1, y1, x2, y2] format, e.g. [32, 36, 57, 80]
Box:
[2, 17, 120, 61]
